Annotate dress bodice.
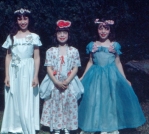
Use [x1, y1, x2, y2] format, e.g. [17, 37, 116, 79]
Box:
[2, 33, 42, 69]
[44, 46, 81, 81]
[2, 33, 42, 59]
[86, 41, 122, 67]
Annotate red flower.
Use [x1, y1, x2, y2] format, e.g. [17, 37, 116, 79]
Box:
[57, 20, 71, 28]
[67, 71, 71, 76]
[73, 116, 77, 119]
[53, 71, 57, 75]
[72, 99, 76, 102]
[74, 122, 77, 125]
[58, 124, 61, 127]
[69, 94, 72, 97]
[74, 105, 77, 108]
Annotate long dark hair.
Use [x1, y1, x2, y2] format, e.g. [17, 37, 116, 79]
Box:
[93, 18, 115, 42]
[52, 27, 74, 47]
[10, 9, 34, 45]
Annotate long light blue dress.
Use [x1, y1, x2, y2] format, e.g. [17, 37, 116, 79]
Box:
[1, 33, 42, 134]
[78, 41, 146, 132]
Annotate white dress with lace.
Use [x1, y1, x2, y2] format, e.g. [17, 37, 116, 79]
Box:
[1, 33, 42, 134]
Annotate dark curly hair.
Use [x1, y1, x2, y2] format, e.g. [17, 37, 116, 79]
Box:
[10, 9, 34, 45]
[93, 18, 115, 42]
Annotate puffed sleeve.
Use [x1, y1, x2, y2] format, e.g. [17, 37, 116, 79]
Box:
[2, 35, 12, 49]
[32, 33, 42, 47]
[86, 41, 94, 54]
[113, 42, 122, 55]
[44, 48, 53, 66]
[72, 48, 81, 67]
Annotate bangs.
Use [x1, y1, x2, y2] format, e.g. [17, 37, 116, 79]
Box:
[98, 24, 110, 29]
[15, 13, 30, 18]
[56, 27, 69, 32]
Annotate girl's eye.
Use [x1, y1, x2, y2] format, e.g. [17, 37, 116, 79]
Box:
[24, 17, 28, 20]
[105, 27, 110, 30]
[57, 32, 61, 35]
[98, 27, 103, 30]
[63, 31, 67, 34]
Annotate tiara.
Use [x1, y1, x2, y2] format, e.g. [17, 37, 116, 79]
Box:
[14, 8, 31, 14]
[94, 19, 114, 25]
[56, 20, 71, 28]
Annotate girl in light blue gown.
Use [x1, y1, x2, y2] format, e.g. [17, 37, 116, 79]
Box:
[78, 19, 146, 134]
[1, 8, 42, 134]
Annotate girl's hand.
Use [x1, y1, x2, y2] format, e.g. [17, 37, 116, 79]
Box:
[55, 81, 67, 90]
[4, 76, 10, 87]
[127, 80, 131, 86]
[63, 80, 69, 86]
[108, 45, 116, 53]
[80, 76, 83, 81]
[32, 77, 39, 87]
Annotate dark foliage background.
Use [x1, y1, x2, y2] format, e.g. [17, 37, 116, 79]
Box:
[0, 0, 149, 102]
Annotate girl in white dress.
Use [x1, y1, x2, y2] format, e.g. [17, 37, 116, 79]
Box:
[1, 8, 42, 134]
[40, 20, 84, 134]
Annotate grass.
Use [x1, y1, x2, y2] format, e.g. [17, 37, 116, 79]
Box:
[0, 102, 149, 134]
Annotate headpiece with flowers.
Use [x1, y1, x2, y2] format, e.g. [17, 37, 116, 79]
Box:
[94, 19, 114, 25]
[56, 20, 71, 28]
[14, 8, 31, 14]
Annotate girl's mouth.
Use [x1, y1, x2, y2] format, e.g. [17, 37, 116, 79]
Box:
[101, 34, 107, 37]
[59, 38, 66, 41]
[20, 24, 27, 28]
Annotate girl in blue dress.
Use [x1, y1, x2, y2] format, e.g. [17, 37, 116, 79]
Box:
[78, 18, 146, 134]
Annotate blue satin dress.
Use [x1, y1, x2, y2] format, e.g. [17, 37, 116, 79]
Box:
[78, 41, 146, 132]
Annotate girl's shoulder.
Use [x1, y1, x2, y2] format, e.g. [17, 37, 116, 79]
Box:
[30, 33, 40, 38]
[86, 41, 94, 54]
[113, 42, 121, 49]
[46, 47, 57, 53]
[112, 42, 122, 55]
[68, 46, 78, 52]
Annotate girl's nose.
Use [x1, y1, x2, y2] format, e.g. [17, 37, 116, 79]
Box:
[21, 20, 25, 24]
[61, 32, 64, 36]
[102, 29, 106, 33]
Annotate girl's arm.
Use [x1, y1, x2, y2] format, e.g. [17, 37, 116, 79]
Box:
[115, 55, 131, 85]
[47, 66, 67, 90]
[80, 54, 93, 80]
[63, 67, 78, 85]
[4, 49, 11, 87]
[32, 46, 40, 87]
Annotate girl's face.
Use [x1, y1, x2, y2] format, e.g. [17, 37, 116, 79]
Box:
[98, 24, 110, 40]
[17, 15, 29, 30]
[56, 31, 68, 44]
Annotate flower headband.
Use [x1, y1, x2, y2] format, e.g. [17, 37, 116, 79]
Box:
[14, 8, 31, 14]
[56, 20, 71, 28]
[94, 19, 114, 25]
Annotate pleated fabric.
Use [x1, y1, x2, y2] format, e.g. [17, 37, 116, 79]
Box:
[78, 42, 146, 132]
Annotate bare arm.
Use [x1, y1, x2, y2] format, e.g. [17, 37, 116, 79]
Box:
[115, 55, 131, 85]
[47, 66, 67, 90]
[63, 67, 78, 85]
[80, 54, 93, 80]
[47, 66, 58, 84]
[32, 46, 40, 87]
[4, 49, 11, 87]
